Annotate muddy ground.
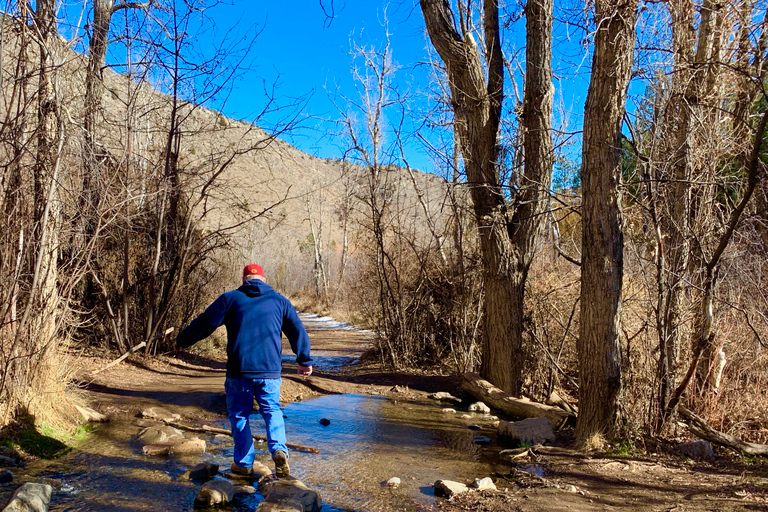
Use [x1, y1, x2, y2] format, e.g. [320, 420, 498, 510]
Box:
[29, 325, 768, 511]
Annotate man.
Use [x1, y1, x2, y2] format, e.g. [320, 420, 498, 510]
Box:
[175, 263, 312, 478]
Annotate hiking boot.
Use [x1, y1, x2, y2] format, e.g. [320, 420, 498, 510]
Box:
[273, 450, 290, 478]
[230, 463, 253, 476]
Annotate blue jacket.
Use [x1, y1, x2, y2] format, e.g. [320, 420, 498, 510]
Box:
[176, 280, 312, 379]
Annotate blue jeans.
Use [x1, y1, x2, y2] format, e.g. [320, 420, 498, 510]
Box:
[225, 377, 287, 468]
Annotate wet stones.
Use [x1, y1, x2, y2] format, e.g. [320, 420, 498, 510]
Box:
[137, 425, 184, 444]
[142, 437, 206, 456]
[181, 463, 219, 482]
[434, 479, 469, 498]
[497, 417, 556, 446]
[194, 479, 235, 508]
[0, 470, 12, 484]
[1, 482, 52, 512]
[256, 475, 321, 512]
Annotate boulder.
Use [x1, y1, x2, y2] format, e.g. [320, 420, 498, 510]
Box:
[434, 480, 469, 498]
[677, 440, 716, 462]
[194, 479, 235, 508]
[139, 406, 181, 422]
[181, 463, 219, 481]
[497, 417, 556, 446]
[0, 470, 12, 484]
[257, 475, 321, 512]
[471, 477, 496, 491]
[137, 425, 184, 444]
[2, 482, 53, 512]
[468, 402, 491, 414]
[142, 437, 206, 456]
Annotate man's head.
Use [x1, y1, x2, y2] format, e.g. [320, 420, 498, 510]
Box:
[242, 263, 265, 283]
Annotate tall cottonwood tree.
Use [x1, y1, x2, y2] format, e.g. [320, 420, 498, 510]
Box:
[420, 0, 553, 394]
[576, 0, 637, 443]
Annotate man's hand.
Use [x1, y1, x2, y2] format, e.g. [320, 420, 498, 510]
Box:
[297, 365, 313, 377]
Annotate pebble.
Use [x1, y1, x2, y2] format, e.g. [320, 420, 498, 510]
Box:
[468, 402, 491, 414]
[385, 477, 401, 488]
[473, 435, 492, 445]
[565, 484, 579, 493]
[467, 425, 481, 431]
[472, 477, 496, 491]
[442, 408, 457, 414]
[319, 418, 331, 426]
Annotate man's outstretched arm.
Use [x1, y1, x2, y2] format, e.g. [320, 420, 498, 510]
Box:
[176, 294, 228, 349]
[282, 300, 312, 374]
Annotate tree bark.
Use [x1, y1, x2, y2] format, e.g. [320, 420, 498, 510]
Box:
[420, 0, 508, 392]
[576, 0, 637, 444]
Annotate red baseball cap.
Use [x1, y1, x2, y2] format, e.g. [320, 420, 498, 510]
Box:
[243, 263, 264, 278]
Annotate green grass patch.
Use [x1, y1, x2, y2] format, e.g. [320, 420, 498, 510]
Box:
[604, 440, 636, 458]
[0, 417, 95, 459]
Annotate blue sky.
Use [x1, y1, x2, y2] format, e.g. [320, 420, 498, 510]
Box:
[60, 0, 607, 179]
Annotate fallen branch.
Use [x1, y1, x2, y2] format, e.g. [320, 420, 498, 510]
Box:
[679, 406, 768, 456]
[461, 373, 575, 428]
[90, 341, 147, 375]
[163, 420, 320, 454]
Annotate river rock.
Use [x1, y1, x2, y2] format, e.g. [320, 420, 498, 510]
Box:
[467, 424, 481, 431]
[194, 479, 235, 508]
[257, 475, 321, 512]
[2, 482, 52, 512]
[143, 437, 206, 456]
[182, 463, 219, 481]
[468, 402, 491, 414]
[319, 418, 331, 426]
[139, 406, 181, 422]
[441, 408, 457, 414]
[434, 480, 469, 498]
[497, 417, 556, 446]
[385, 477, 400, 488]
[429, 392, 462, 405]
[473, 435, 492, 445]
[137, 425, 184, 444]
[0, 470, 12, 484]
[677, 440, 716, 461]
[472, 477, 496, 491]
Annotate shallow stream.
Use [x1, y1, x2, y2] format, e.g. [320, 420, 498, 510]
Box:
[4, 316, 510, 511]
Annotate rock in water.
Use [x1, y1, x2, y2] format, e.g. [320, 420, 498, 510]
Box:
[257, 475, 321, 512]
[468, 402, 491, 414]
[434, 480, 469, 498]
[194, 479, 235, 508]
[181, 463, 219, 481]
[319, 418, 331, 426]
[385, 477, 401, 488]
[136, 425, 184, 444]
[677, 440, 716, 462]
[473, 435, 492, 445]
[0, 469, 12, 484]
[139, 406, 181, 422]
[497, 417, 556, 446]
[2, 482, 52, 512]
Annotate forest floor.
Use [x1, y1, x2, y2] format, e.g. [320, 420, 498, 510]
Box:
[47, 325, 768, 511]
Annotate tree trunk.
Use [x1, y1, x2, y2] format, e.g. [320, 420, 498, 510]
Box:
[576, 0, 637, 444]
[420, 0, 520, 394]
